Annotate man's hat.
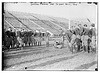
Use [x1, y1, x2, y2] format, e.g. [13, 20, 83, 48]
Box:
[91, 23, 95, 27]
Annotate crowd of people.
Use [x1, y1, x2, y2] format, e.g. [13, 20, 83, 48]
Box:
[3, 23, 97, 54]
[3, 27, 50, 51]
[66, 23, 96, 53]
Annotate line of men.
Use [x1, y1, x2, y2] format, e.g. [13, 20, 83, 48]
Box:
[3, 27, 50, 51]
[66, 23, 96, 53]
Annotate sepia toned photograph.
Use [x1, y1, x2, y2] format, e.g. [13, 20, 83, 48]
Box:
[2, 2, 98, 71]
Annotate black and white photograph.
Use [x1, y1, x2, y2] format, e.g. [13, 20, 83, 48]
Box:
[2, 2, 98, 71]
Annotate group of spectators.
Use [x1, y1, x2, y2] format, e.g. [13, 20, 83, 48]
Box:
[3, 27, 50, 51]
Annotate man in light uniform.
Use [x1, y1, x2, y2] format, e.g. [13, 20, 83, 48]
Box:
[90, 34, 96, 52]
[81, 24, 89, 52]
[90, 24, 96, 52]
[83, 32, 89, 52]
[81, 32, 87, 52]
[69, 30, 77, 53]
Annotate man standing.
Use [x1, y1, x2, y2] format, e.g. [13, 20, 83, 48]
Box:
[90, 24, 96, 52]
[70, 30, 77, 53]
[5, 27, 12, 51]
[75, 28, 82, 52]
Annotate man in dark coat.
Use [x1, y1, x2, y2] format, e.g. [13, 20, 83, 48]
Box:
[5, 27, 12, 51]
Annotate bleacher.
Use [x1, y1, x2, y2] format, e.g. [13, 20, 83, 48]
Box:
[19, 19, 45, 31]
[4, 21, 11, 29]
[4, 11, 69, 35]
[42, 20, 61, 32]
[33, 20, 60, 34]
[5, 17, 29, 30]
[52, 21, 69, 30]
[31, 13, 54, 21]
[8, 11, 37, 20]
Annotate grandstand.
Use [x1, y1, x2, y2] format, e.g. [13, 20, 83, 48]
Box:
[4, 11, 69, 36]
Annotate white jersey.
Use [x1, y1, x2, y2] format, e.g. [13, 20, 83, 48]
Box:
[17, 37, 23, 45]
[81, 35, 89, 46]
[84, 35, 89, 46]
[90, 36, 96, 48]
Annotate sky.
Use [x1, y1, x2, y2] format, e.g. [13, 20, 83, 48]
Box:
[4, 2, 97, 24]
